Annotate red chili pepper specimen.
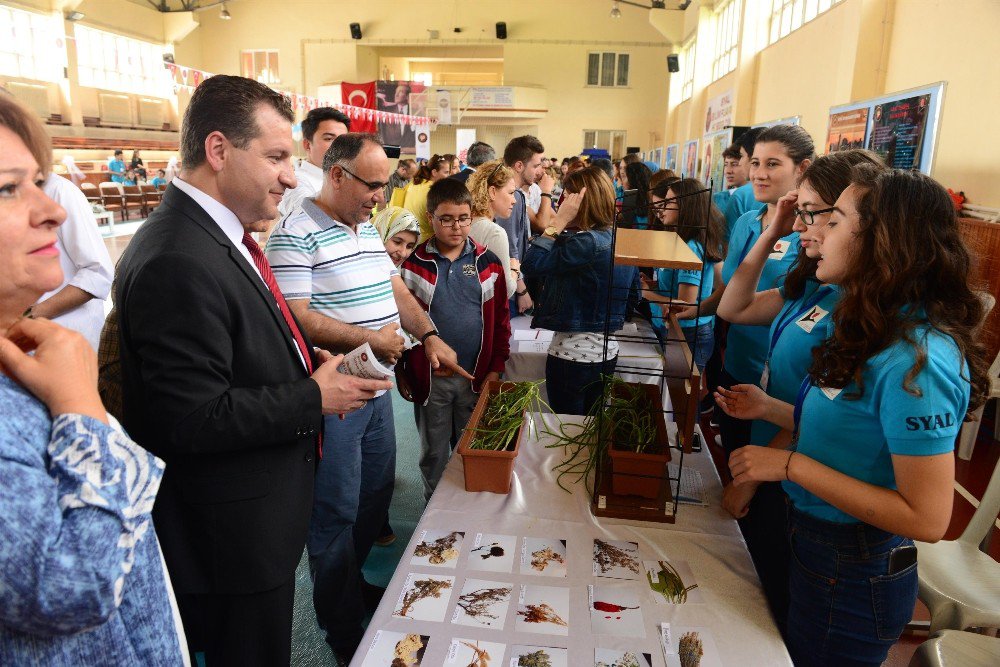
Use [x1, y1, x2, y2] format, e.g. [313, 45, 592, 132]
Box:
[593, 601, 639, 613]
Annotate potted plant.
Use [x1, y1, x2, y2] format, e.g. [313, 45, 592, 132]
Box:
[457, 380, 544, 493]
[605, 379, 670, 498]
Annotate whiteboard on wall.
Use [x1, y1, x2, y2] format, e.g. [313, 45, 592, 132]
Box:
[826, 82, 945, 175]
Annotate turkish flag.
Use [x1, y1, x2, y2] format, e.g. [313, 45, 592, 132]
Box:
[341, 81, 377, 133]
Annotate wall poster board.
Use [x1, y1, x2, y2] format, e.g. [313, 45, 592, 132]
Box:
[681, 139, 699, 179]
[752, 115, 801, 129]
[826, 82, 945, 174]
[651, 147, 663, 168]
[664, 144, 679, 172]
[700, 128, 733, 193]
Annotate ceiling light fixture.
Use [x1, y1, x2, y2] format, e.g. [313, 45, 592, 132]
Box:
[219, 3, 231, 19]
[65, 10, 85, 21]
[610, 2, 622, 19]
[612, 0, 690, 12]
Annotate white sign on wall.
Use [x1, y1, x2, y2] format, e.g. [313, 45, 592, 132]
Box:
[470, 86, 515, 109]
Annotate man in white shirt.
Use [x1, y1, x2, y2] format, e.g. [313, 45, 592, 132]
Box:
[277, 107, 351, 218]
[28, 173, 114, 351]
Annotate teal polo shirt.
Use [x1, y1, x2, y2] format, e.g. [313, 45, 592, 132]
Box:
[723, 183, 757, 239]
[652, 239, 715, 330]
[785, 326, 970, 523]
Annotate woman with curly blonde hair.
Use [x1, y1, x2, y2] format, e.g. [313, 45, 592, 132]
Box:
[466, 159, 519, 299]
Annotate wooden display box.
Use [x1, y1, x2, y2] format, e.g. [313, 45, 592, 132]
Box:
[456, 381, 524, 494]
[606, 382, 671, 499]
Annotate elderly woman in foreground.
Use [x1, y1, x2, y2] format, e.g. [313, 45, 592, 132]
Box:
[0, 95, 185, 664]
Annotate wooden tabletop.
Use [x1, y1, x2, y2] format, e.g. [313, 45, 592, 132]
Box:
[613, 227, 703, 270]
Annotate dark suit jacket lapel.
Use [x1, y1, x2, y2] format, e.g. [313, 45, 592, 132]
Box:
[159, 185, 307, 371]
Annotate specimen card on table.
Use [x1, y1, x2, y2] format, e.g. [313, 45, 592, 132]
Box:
[508, 644, 568, 667]
[521, 537, 568, 578]
[392, 573, 455, 622]
[451, 577, 514, 630]
[446, 638, 506, 667]
[511, 329, 539, 341]
[410, 529, 465, 568]
[644, 560, 702, 604]
[593, 538, 642, 580]
[589, 584, 646, 638]
[517, 340, 551, 354]
[661, 625, 722, 667]
[360, 630, 429, 667]
[468, 533, 517, 573]
[595, 648, 654, 667]
[515, 584, 570, 636]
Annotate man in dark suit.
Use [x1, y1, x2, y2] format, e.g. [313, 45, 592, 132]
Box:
[115, 75, 391, 666]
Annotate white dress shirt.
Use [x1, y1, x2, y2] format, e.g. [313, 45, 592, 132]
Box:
[278, 159, 324, 219]
[41, 174, 114, 351]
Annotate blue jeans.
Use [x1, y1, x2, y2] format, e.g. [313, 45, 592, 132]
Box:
[546, 354, 617, 416]
[308, 392, 396, 650]
[786, 508, 918, 666]
[682, 322, 714, 371]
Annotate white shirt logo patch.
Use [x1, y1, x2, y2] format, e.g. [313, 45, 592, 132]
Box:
[768, 239, 791, 261]
[795, 304, 830, 333]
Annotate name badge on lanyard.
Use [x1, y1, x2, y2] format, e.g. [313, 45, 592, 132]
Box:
[761, 287, 833, 391]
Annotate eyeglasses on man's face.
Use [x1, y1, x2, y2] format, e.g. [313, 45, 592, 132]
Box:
[794, 206, 836, 226]
[337, 164, 389, 193]
[433, 214, 473, 228]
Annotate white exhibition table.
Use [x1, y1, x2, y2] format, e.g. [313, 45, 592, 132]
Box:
[353, 413, 791, 667]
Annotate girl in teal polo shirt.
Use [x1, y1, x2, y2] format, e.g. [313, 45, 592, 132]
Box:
[712, 149, 886, 633]
[642, 177, 726, 371]
[728, 167, 990, 665]
[715, 124, 815, 455]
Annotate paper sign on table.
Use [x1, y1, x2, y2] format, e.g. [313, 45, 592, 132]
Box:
[517, 340, 551, 354]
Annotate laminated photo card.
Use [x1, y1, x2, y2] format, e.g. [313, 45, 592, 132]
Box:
[410, 530, 465, 568]
[360, 630, 429, 667]
[515, 584, 570, 636]
[451, 578, 514, 630]
[468, 533, 517, 573]
[392, 573, 454, 622]
[521, 537, 567, 578]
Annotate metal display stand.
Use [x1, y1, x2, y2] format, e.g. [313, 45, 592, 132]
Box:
[591, 187, 713, 523]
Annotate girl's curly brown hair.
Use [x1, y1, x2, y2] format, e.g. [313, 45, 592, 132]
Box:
[808, 166, 989, 418]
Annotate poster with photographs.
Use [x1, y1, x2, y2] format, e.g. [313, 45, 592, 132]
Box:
[392, 573, 454, 622]
[867, 93, 931, 170]
[595, 648, 654, 667]
[376, 80, 426, 152]
[825, 107, 869, 154]
[508, 644, 568, 667]
[644, 560, 702, 605]
[662, 625, 722, 667]
[521, 537, 567, 577]
[446, 638, 506, 667]
[593, 539, 641, 580]
[515, 584, 570, 636]
[360, 630, 429, 667]
[410, 530, 464, 568]
[451, 578, 514, 630]
[664, 144, 679, 172]
[681, 140, 699, 179]
[589, 584, 645, 638]
[468, 533, 517, 573]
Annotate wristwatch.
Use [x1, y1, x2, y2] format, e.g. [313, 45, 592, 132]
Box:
[540, 192, 553, 199]
[542, 226, 559, 238]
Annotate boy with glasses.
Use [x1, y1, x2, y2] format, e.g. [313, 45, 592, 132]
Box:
[397, 178, 512, 499]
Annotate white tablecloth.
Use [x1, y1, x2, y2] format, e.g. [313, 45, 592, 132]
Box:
[353, 413, 791, 666]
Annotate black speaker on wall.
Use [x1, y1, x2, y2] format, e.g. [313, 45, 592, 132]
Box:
[667, 54, 680, 73]
[496, 22, 507, 39]
[349, 23, 363, 40]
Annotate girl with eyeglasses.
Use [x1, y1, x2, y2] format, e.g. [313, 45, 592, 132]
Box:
[728, 166, 988, 665]
[712, 149, 886, 633]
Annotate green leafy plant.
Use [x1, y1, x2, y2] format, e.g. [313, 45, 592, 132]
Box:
[468, 381, 549, 451]
[647, 560, 698, 604]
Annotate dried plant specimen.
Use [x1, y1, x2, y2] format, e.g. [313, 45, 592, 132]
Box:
[593, 539, 640, 575]
[517, 603, 567, 627]
[517, 649, 553, 667]
[472, 542, 505, 560]
[530, 546, 566, 572]
[647, 560, 698, 604]
[459, 640, 492, 667]
[395, 577, 452, 618]
[392, 633, 425, 667]
[456, 586, 513, 623]
[413, 531, 462, 564]
[596, 651, 643, 667]
[678, 631, 704, 667]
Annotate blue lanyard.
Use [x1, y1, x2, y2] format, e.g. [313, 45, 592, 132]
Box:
[768, 286, 833, 358]
[791, 375, 812, 443]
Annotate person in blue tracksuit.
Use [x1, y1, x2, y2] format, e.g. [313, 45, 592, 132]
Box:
[728, 167, 989, 666]
[711, 149, 886, 634]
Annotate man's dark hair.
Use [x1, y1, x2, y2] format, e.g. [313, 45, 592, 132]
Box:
[397, 158, 416, 171]
[301, 106, 351, 142]
[622, 153, 641, 165]
[322, 132, 384, 172]
[114, 149, 123, 156]
[503, 135, 545, 167]
[466, 141, 496, 168]
[180, 74, 294, 169]
[427, 177, 473, 215]
[722, 143, 741, 160]
[157, 168, 166, 176]
[591, 158, 614, 181]
[735, 126, 766, 158]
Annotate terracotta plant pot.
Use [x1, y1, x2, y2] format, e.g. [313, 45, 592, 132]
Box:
[606, 383, 670, 499]
[457, 381, 525, 494]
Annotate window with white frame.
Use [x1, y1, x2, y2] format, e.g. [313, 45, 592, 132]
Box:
[240, 49, 280, 85]
[583, 129, 627, 158]
[679, 39, 696, 102]
[711, 0, 741, 82]
[0, 5, 64, 83]
[586, 52, 630, 87]
[76, 25, 167, 97]
[768, 0, 844, 44]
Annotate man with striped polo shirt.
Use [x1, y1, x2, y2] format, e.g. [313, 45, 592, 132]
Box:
[266, 132, 470, 662]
